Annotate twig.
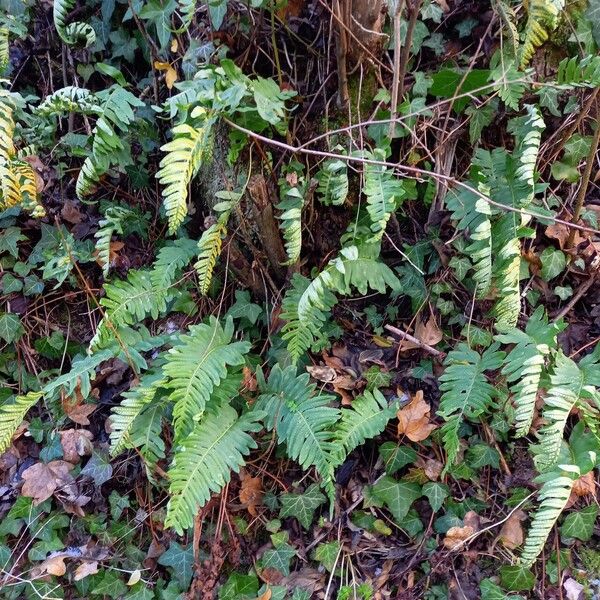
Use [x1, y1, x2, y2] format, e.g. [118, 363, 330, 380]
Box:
[552, 271, 598, 321]
[388, 0, 405, 139]
[397, 0, 422, 103]
[567, 97, 600, 248]
[384, 324, 445, 358]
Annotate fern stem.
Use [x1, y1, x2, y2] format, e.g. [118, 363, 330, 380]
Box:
[567, 98, 600, 248]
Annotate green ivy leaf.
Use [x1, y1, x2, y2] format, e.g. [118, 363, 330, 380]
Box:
[466, 444, 500, 470]
[218, 573, 259, 600]
[0, 312, 23, 343]
[91, 571, 128, 597]
[279, 484, 325, 530]
[312, 540, 341, 572]
[369, 476, 422, 523]
[540, 248, 566, 282]
[379, 443, 417, 475]
[560, 505, 598, 541]
[0, 227, 27, 258]
[260, 538, 296, 576]
[499, 565, 535, 592]
[423, 482, 449, 512]
[158, 542, 194, 588]
[1, 273, 22, 293]
[81, 452, 113, 486]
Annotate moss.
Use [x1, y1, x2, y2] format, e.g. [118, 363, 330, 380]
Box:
[347, 69, 379, 123]
[579, 547, 600, 577]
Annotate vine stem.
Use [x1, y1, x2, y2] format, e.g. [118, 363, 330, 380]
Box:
[566, 97, 600, 248]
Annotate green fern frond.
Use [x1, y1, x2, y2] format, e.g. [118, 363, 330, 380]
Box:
[438, 343, 505, 466]
[364, 150, 408, 239]
[557, 55, 600, 88]
[95, 206, 141, 277]
[332, 389, 398, 466]
[164, 317, 250, 440]
[496, 307, 563, 437]
[0, 392, 43, 453]
[165, 404, 263, 534]
[151, 237, 198, 289]
[533, 351, 584, 472]
[157, 111, 215, 234]
[520, 0, 565, 68]
[277, 177, 304, 265]
[0, 93, 15, 163]
[194, 214, 229, 294]
[0, 28, 8, 72]
[257, 364, 340, 500]
[521, 472, 574, 566]
[110, 370, 167, 456]
[129, 401, 167, 481]
[36, 87, 102, 116]
[53, 0, 96, 47]
[316, 159, 348, 206]
[494, 0, 520, 59]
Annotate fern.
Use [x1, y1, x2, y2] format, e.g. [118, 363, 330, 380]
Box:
[277, 172, 305, 265]
[53, 0, 96, 47]
[438, 343, 506, 466]
[110, 370, 167, 456]
[128, 401, 167, 481]
[165, 403, 263, 534]
[496, 307, 562, 437]
[316, 158, 348, 206]
[257, 364, 340, 500]
[36, 87, 101, 116]
[194, 213, 229, 294]
[151, 237, 198, 289]
[363, 150, 408, 239]
[281, 245, 400, 362]
[332, 389, 398, 466]
[520, 0, 565, 68]
[0, 392, 43, 453]
[157, 110, 215, 234]
[163, 316, 250, 440]
[520, 472, 574, 566]
[533, 351, 585, 472]
[0, 27, 7, 71]
[557, 55, 600, 88]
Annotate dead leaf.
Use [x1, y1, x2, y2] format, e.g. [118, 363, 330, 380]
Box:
[256, 589, 272, 600]
[306, 365, 336, 383]
[397, 391, 437, 442]
[170, 38, 178, 52]
[62, 387, 96, 425]
[242, 366, 257, 392]
[74, 561, 99, 581]
[21, 460, 75, 505]
[94, 241, 125, 270]
[154, 61, 178, 89]
[443, 525, 475, 550]
[572, 471, 596, 497]
[127, 569, 142, 586]
[546, 221, 585, 250]
[499, 509, 526, 550]
[397, 316, 443, 351]
[422, 458, 444, 481]
[564, 577, 584, 600]
[38, 554, 67, 576]
[22, 155, 45, 193]
[61, 200, 84, 224]
[59, 429, 93, 464]
[239, 471, 263, 517]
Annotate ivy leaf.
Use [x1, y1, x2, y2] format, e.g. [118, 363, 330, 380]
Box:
[587, 0, 600, 46]
[0, 312, 23, 343]
[499, 565, 535, 592]
[91, 571, 128, 597]
[125, 584, 155, 600]
[81, 452, 113, 486]
[138, 0, 177, 49]
[466, 444, 500, 470]
[219, 573, 259, 600]
[260, 538, 296, 576]
[158, 541, 194, 588]
[208, 0, 227, 30]
[279, 484, 325, 530]
[540, 248, 566, 282]
[0, 227, 27, 258]
[480, 578, 525, 599]
[251, 77, 295, 126]
[369, 476, 422, 523]
[312, 541, 340, 572]
[423, 482, 449, 512]
[379, 443, 417, 475]
[560, 505, 598, 541]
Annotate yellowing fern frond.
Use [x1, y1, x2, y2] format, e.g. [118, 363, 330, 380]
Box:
[157, 112, 215, 235]
[0, 28, 9, 71]
[194, 215, 228, 294]
[520, 0, 565, 68]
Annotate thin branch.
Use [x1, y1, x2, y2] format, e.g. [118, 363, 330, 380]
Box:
[384, 324, 445, 358]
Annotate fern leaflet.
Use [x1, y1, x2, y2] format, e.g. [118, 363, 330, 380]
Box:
[53, 0, 96, 47]
[0, 392, 43, 453]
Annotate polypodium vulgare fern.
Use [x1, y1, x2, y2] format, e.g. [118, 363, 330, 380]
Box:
[520, 0, 565, 68]
[0, 392, 43, 453]
[277, 165, 306, 265]
[315, 158, 348, 206]
[53, 0, 96, 47]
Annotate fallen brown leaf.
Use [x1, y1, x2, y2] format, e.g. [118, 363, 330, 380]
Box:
[74, 560, 99, 581]
[21, 460, 75, 505]
[154, 61, 178, 89]
[239, 471, 263, 517]
[443, 525, 475, 550]
[306, 365, 336, 383]
[62, 387, 96, 426]
[59, 429, 93, 464]
[546, 221, 585, 250]
[256, 589, 272, 600]
[397, 391, 437, 442]
[499, 509, 526, 550]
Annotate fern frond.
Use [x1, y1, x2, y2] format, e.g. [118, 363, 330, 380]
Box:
[0, 28, 8, 72]
[520, 0, 565, 68]
[316, 159, 348, 206]
[129, 401, 167, 482]
[163, 317, 250, 440]
[110, 370, 167, 456]
[557, 55, 600, 88]
[194, 214, 228, 294]
[10, 160, 45, 217]
[533, 351, 584, 472]
[332, 389, 398, 466]
[0, 392, 43, 453]
[364, 150, 408, 239]
[151, 237, 198, 289]
[257, 364, 340, 500]
[521, 472, 574, 566]
[438, 343, 505, 466]
[494, 0, 520, 59]
[53, 0, 96, 47]
[157, 111, 215, 234]
[0, 93, 15, 163]
[277, 180, 304, 265]
[496, 307, 562, 437]
[36, 87, 102, 116]
[165, 404, 263, 534]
